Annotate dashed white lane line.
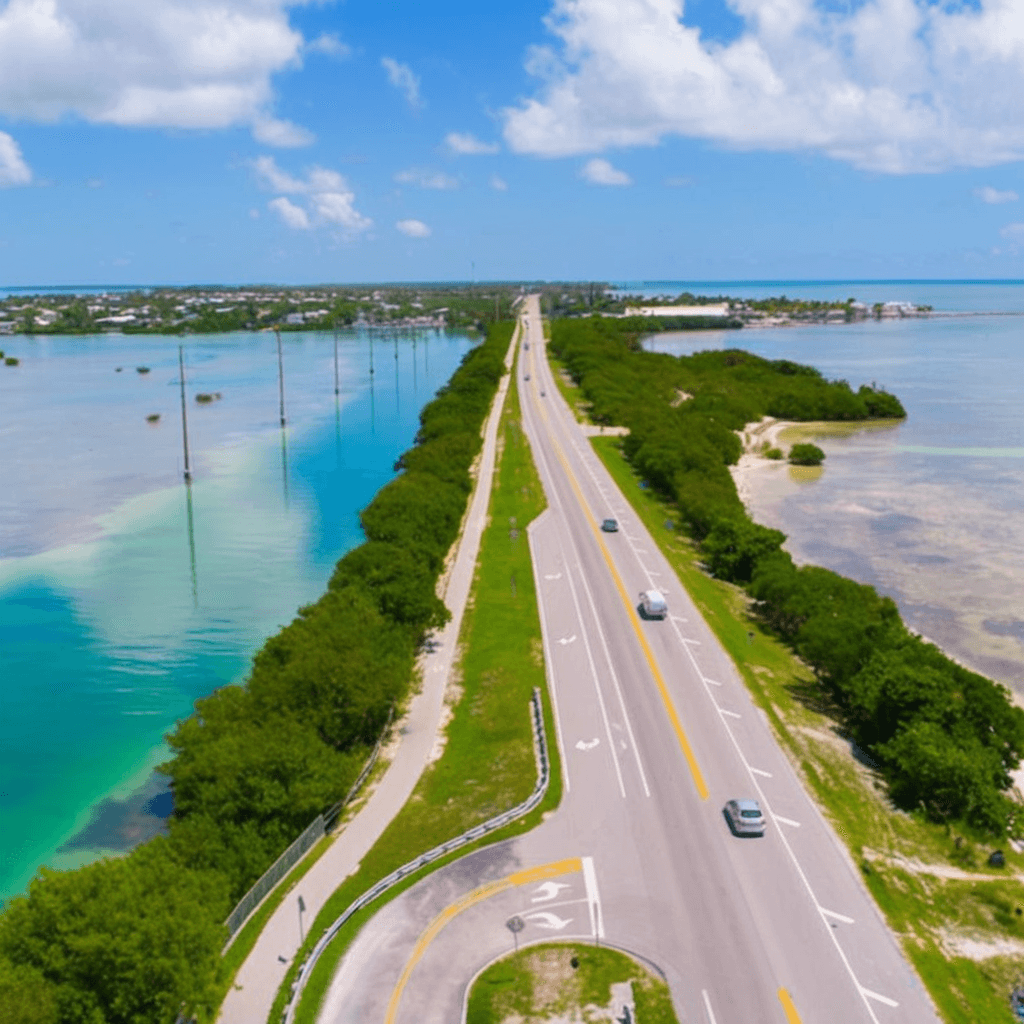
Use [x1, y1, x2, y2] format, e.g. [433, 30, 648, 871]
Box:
[821, 908, 855, 925]
[749, 767, 772, 778]
[701, 989, 719, 1024]
[774, 815, 802, 829]
[704, 677, 723, 687]
[682, 637, 701, 645]
[720, 709, 742, 720]
[861, 987, 899, 1009]
[670, 615, 689, 624]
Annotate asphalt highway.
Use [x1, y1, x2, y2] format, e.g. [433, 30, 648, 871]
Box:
[316, 297, 941, 1024]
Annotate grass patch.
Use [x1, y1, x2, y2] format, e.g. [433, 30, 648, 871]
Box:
[466, 942, 679, 1024]
[273, 372, 562, 1024]
[588, 434, 1024, 1024]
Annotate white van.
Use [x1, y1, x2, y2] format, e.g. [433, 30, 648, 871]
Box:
[639, 589, 668, 620]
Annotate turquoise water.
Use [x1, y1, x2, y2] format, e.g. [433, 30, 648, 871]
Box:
[0, 329, 474, 902]
[643, 287, 1024, 702]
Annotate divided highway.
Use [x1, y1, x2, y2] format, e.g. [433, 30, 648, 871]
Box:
[316, 297, 940, 1024]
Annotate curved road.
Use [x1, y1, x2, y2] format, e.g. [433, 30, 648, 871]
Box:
[316, 296, 940, 1024]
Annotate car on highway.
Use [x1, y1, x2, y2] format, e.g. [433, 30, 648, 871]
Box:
[524, 373, 530, 381]
[724, 798, 766, 836]
[524, 342, 530, 350]
[540, 389, 546, 396]
[638, 589, 667, 619]
[601, 518, 619, 532]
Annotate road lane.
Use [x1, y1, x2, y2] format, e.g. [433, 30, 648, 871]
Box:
[316, 298, 939, 1024]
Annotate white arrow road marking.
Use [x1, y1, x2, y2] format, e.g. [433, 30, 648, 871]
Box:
[558, 634, 578, 646]
[524, 911, 572, 930]
[821, 908, 855, 925]
[774, 815, 801, 828]
[860, 988, 899, 1008]
[749, 768, 773, 778]
[544, 572, 562, 580]
[575, 738, 600, 751]
[531, 881, 571, 903]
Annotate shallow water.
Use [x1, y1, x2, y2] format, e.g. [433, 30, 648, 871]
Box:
[0, 329, 474, 902]
[645, 308, 1024, 700]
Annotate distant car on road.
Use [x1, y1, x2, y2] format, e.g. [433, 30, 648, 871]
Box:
[724, 799, 766, 836]
[524, 373, 530, 381]
[540, 389, 546, 397]
[601, 518, 619, 532]
[638, 589, 667, 619]
[524, 342, 530, 350]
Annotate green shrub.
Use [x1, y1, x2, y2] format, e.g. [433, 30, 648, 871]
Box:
[788, 442, 825, 466]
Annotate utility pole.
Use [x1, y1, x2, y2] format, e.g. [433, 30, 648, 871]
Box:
[178, 345, 192, 483]
[275, 328, 286, 427]
[332, 322, 340, 396]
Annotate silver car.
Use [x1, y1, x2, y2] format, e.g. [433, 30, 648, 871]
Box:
[725, 798, 766, 836]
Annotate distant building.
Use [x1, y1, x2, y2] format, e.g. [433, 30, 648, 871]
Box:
[623, 304, 730, 317]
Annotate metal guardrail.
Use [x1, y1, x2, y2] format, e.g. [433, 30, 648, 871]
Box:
[281, 688, 550, 1024]
[223, 707, 395, 942]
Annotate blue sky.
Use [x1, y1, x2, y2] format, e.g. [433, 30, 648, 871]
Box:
[2, 0, 1024, 285]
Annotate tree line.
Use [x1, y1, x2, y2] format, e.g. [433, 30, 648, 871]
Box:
[0, 323, 512, 1024]
[550, 316, 1024, 836]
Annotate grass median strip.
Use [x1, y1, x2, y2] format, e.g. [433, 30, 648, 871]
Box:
[268, 372, 561, 1024]
[465, 942, 679, 1024]
[590, 432, 1024, 1024]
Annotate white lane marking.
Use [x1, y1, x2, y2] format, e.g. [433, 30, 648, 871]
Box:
[582, 856, 605, 939]
[528, 543, 571, 795]
[561, 558, 627, 798]
[821, 908, 855, 925]
[634, 548, 649, 554]
[682, 637, 701, 645]
[524, 911, 572, 930]
[719, 709, 742, 719]
[704, 678, 722, 686]
[701, 989, 719, 1024]
[558, 634, 578, 646]
[544, 572, 563, 580]
[861, 987, 899, 1008]
[750, 767, 773, 778]
[646, 569, 662, 576]
[670, 615, 689, 623]
[774, 815, 802, 829]
[575, 738, 600, 751]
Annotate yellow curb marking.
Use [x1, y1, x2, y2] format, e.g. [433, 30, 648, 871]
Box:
[778, 987, 803, 1023]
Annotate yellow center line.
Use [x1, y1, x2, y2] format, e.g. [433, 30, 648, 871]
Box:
[383, 857, 582, 1024]
[535, 374, 708, 801]
[778, 988, 803, 1023]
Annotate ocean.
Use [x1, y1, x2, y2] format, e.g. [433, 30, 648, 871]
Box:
[0, 327, 475, 902]
[635, 281, 1024, 707]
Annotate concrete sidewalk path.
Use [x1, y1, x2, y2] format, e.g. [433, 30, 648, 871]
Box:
[218, 322, 520, 1024]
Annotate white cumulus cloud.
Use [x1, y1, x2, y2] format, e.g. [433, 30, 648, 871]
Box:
[1000, 223, 1024, 240]
[0, 132, 31, 186]
[382, 57, 422, 108]
[396, 218, 431, 238]
[580, 158, 631, 186]
[394, 167, 459, 190]
[976, 186, 1019, 205]
[490, 174, 509, 191]
[307, 33, 350, 59]
[445, 132, 499, 155]
[503, 0, 1024, 173]
[268, 196, 309, 230]
[253, 116, 315, 148]
[0, 0, 312, 146]
[256, 156, 372, 235]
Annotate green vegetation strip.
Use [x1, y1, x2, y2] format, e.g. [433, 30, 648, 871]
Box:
[590, 433, 1024, 1024]
[272, 374, 563, 1024]
[466, 943, 679, 1024]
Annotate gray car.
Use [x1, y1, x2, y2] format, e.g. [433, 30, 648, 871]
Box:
[724, 798, 766, 836]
